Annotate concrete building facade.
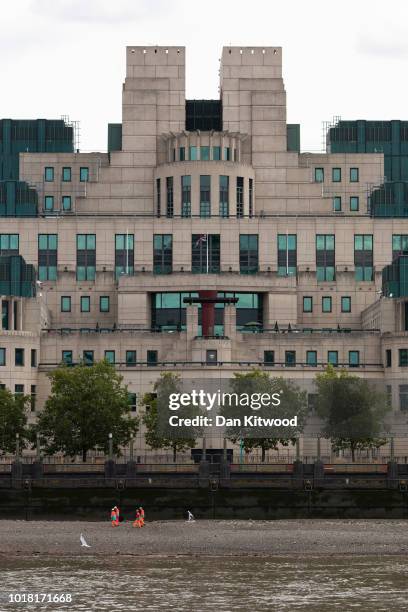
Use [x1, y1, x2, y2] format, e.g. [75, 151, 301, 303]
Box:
[2, 46, 408, 459]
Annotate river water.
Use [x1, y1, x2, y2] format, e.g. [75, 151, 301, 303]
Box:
[2, 555, 408, 611]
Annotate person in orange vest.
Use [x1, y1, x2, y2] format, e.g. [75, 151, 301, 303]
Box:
[138, 507, 145, 527]
[111, 507, 118, 527]
[132, 508, 141, 528]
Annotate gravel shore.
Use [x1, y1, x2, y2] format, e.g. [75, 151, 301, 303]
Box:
[1, 519, 408, 557]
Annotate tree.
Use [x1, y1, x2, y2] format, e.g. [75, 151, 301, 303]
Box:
[221, 370, 308, 462]
[0, 387, 29, 455]
[314, 365, 390, 462]
[34, 360, 139, 461]
[142, 372, 202, 462]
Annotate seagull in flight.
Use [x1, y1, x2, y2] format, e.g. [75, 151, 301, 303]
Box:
[80, 533, 91, 548]
[187, 511, 195, 522]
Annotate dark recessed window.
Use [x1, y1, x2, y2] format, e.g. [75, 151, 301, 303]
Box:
[328, 351, 338, 366]
[386, 349, 392, 368]
[341, 296, 351, 312]
[306, 350, 317, 366]
[99, 296, 110, 312]
[0, 348, 5, 366]
[303, 296, 313, 313]
[349, 350, 360, 367]
[80, 296, 90, 313]
[31, 349, 37, 367]
[285, 350, 296, 367]
[264, 350, 275, 365]
[126, 350, 137, 366]
[61, 296, 71, 312]
[83, 350, 94, 365]
[15, 348, 24, 366]
[104, 350, 115, 364]
[399, 349, 408, 367]
[147, 350, 158, 365]
[206, 349, 217, 365]
[62, 167, 71, 182]
[62, 350, 73, 365]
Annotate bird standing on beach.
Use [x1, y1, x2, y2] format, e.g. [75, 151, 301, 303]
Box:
[80, 533, 91, 547]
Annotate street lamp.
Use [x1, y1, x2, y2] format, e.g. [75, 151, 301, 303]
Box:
[108, 432, 113, 460]
[15, 433, 20, 461]
[129, 433, 134, 462]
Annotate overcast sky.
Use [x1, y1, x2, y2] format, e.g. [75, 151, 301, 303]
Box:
[2, 0, 408, 152]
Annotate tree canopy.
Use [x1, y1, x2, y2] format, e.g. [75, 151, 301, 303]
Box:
[314, 365, 390, 461]
[0, 387, 29, 455]
[34, 360, 139, 461]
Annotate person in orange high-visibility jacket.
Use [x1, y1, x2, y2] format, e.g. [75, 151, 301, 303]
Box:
[132, 509, 142, 528]
[138, 507, 145, 527]
[111, 508, 119, 527]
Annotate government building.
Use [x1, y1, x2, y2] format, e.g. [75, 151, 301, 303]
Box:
[1, 45, 408, 459]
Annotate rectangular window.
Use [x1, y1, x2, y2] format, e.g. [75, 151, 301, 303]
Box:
[200, 175, 211, 217]
[44, 167, 54, 182]
[126, 350, 137, 366]
[206, 349, 217, 364]
[328, 350, 338, 366]
[322, 296, 332, 312]
[200, 146, 210, 161]
[189, 146, 197, 161]
[172, 148, 176, 162]
[278, 234, 297, 276]
[153, 234, 173, 274]
[62, 167, 71, 182]
[386, 349, 392, 368]
[30, 385, 36, 412]
[264, 350, 275, 365]
[213, 146, 221, 161]
[38, 234, 57, 281]
[333, 196, 342, 212]
[316, 234, 335, 281]
[115, 233, 134, 279]
[61, 296, 71, 312]
[285, 350, 296, 367]
[62, 350, 73, 365]
[80, 167, 89, 182]
[392, 234, 408, 260]
[80, 296, 90, 312]
[166, 177, 174, 218]
[31, 349, 37, 367]
[314, 168, 324, 182]
[62, 195, 72, 211]
[15, 384, 24, 395]
[192, 234, 220, 273]
[156, 178, 161, 217]
[349, 350, 360, 367]
[332, 167, 341, 182]
[303, 296, 313, 313]
[350, 196, 359, 211]
[179, 147, 185, 161]
[306, 350, 317, 366]
[249, 178, 253, 218]
[104, 350, 115, 364]
[236, 177, 244, 218]
[128, 392, 137, 412]
[15, 348, 24, 366]
[399, 384, 408, 412]
[350, 167, 359, 182]
[219, 175, 229, 217]
[341, 296, 351, 312]
[99, 296, 110, 312]
[44, 195, 54, 211]
[147, 350, 158, 365]
[399, 349, 408, 367]
[83, 350, 94, 365]
[0, 348, 5, 366]
[354, 234, 373, 281]
[224, 147, 231, 161]
[0, 234, 19, 255]
[239, 234, 258, 274]
[77, 234, 96, 281]
[181, 175, 191, 217]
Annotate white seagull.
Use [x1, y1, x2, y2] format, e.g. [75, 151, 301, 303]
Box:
[80, 533, 91, 548]
[187, 511, 195, 522]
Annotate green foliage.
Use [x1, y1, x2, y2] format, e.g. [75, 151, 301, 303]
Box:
[0, 387, 29, 454]
[34, 360, 139, 461]
[142, 372, 201, 461]
[222, 369, 307, 461]
[314, 365, 390, 461]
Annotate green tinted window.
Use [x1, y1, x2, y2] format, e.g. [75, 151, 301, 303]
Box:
[350, 196, 359, 211]
[100, 296, 110, 312]
[61, 296, 71, 312]
[350, 168, 359, 182]
[62, 196, 71, 211]
[213, 146, 221, 160]
[332, 167, 341, 182]
[303, 296, 313, 312]
[322, 296, 332, 312]
[105, 350, 115, 364]
[306, 351, 317, 366]
[44, 167, 54, 181]
[314, 168, 324, 182]
[44, 196, 54, 211]
[200, 146, 210, 161]
[189, 146, 197, 160]
[80, 167, 89, 181]
[62, 167, 71, 181]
